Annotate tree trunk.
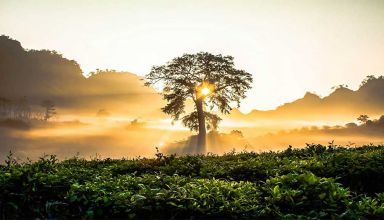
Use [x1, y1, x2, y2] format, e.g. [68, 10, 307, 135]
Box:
[196, 99, 206, 154]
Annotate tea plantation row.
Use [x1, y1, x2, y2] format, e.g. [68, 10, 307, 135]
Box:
[1, 144, 384, 219]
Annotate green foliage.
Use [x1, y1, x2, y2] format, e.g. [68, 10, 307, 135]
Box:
[352, 194, 384, 218]
[261, 172, 351, 218]
[66, 174, 262, 219]
[1, 145, 384, 219]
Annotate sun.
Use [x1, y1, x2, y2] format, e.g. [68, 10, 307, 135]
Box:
[201, 87, 211, 96]
[196, 81, 215, 98]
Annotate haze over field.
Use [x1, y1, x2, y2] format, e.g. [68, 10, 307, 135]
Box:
[0, 35, 383, 160]
[0, 0, 383, 160]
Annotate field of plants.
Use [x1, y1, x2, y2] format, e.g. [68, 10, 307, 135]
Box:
[2, 144, 384, 219]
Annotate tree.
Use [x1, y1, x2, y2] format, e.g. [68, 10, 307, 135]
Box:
[357, 114, 369, 124]
[41, 100, 56, 121]
[145, 52, 253, 153]
[331, 84, 348, 90]
[15, 97, 31, 120]
[230, 130, 244, 138]
[96, 109, 110, 118]
[360, 75, 376, 87]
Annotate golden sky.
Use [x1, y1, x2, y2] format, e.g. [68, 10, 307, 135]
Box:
[1, 0, 384, 112]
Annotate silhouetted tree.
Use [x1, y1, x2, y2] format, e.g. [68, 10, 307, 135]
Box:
[0, 97, 10, 119]
[15, 97, 31, 120]
[96, 109, 110, 118]
[230, 130, 244, 138]
[41, 100, 56, 121]
[145, 52, 253, 153]
[129, 118, 146, 128]
[360, 75, 377, 87]
[357, 114, 369, 124]
[331, 84, 348, 90]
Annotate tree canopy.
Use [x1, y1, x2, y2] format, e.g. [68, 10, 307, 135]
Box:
[145, 52, 252, 130]
[145, 52, 253, 153]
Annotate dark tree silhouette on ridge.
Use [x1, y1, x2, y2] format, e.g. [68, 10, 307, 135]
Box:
[145, 52, 253, 154]
[357, 114, 369, 124]
[41, 100, 56, 121]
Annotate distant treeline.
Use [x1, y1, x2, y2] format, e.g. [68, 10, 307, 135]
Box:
[0, 97, 55, 121]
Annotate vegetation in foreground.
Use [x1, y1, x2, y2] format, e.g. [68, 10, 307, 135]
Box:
[2, 144, 384, 219]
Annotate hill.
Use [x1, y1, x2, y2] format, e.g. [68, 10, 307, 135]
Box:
[0, 35, 163, 117]
[1, 35, 383, 121]
[230, 76, 384, 121]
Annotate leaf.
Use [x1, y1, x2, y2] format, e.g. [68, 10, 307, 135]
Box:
[273, 185, 280, 195]
[132, 194, 147, 201]
[167, 201, 178, 207]
[319, 193, 326, 200]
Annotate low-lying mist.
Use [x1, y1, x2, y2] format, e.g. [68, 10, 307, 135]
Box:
[0, 36, 383, 161]
[1, 114, 382, 162]
[0, 117, 187, 161]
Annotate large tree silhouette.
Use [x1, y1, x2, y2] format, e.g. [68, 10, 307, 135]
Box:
[145, 52, 253, 153]
[41, 100, 56, 121]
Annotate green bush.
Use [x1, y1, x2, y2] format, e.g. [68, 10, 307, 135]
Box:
[1, 145, 384, 219]
[261, 172, 351, 218]
[65, 174, 262, 219]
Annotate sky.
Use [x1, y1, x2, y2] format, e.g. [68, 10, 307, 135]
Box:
[1, 0, 384, 112]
